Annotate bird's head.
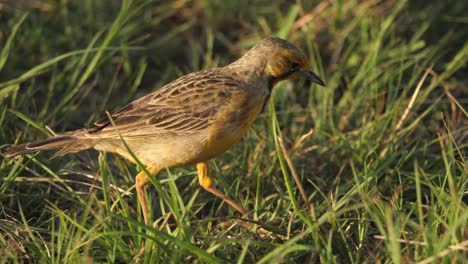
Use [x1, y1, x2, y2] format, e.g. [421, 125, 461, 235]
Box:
[246, 37, 325, 89]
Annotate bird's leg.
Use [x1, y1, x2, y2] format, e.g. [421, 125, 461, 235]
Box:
[196, 161, 250, 217]
[135, 166, 160, 225]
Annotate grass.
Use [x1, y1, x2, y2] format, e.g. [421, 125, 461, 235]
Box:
[1, 0, 467, 263]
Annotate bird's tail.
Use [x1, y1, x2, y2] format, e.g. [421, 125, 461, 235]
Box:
[3, 135, 95, 157]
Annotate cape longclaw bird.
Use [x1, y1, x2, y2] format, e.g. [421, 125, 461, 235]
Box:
[4, 37, 325, 225]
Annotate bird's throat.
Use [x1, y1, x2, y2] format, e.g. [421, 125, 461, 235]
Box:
[267, 77, 280, 91]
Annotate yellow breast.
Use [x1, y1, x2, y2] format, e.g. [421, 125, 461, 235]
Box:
[198, 93, 265, 161]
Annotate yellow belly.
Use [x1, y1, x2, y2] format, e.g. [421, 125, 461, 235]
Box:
[196, 97, 264, 162]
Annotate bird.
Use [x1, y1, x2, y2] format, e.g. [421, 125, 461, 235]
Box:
[4, 37, 325, 225]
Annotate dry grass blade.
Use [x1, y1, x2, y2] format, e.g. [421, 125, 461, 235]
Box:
[277, 136, 311, 212]
[417, 240, 468, 264]
[395, 65, 432, 130]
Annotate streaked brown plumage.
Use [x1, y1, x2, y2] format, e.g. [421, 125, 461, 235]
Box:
[4, 37, 325, 225]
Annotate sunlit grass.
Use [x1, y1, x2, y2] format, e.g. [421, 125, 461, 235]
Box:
[1, 0, 466, 262]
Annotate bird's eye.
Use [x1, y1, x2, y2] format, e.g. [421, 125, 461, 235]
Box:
[290, 62, 301, 70]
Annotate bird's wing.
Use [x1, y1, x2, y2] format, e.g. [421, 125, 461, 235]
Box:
[86, 69, 242, 137]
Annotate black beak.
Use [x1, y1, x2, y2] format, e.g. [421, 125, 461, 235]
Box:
[300, 70, 325, 86]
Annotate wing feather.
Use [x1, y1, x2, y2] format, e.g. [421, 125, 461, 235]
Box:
[86, 69, 239, 137]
